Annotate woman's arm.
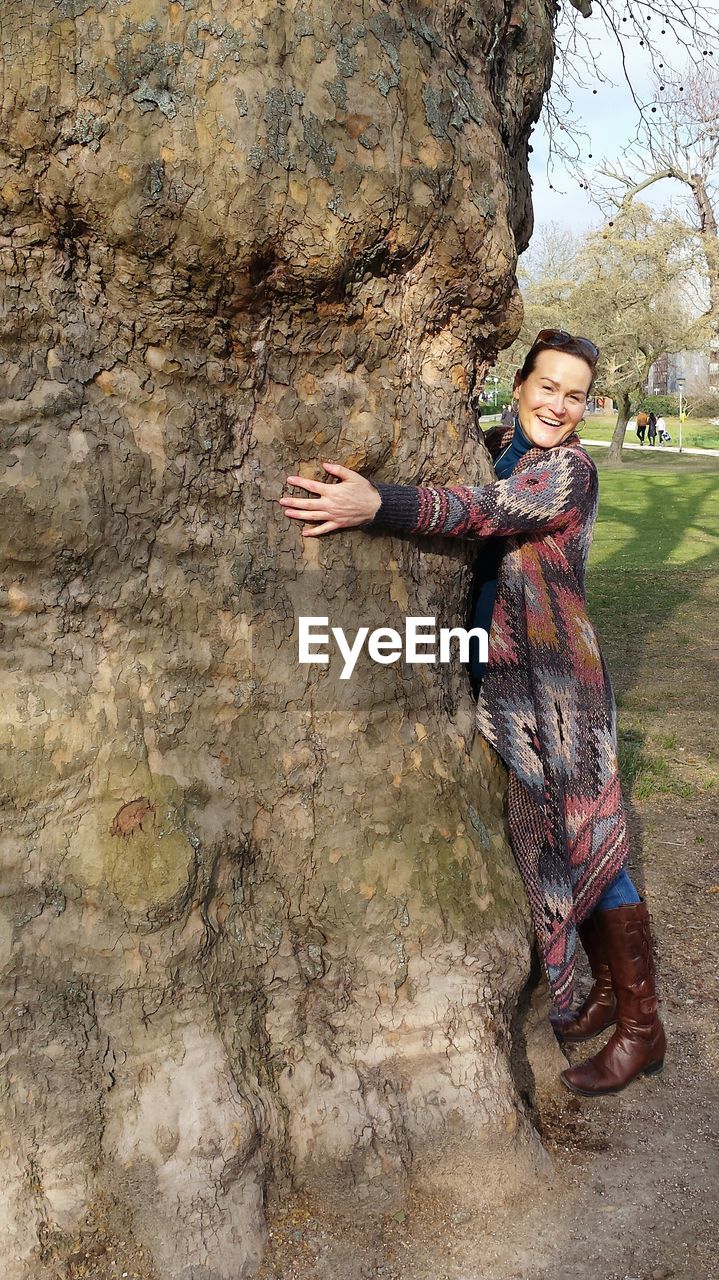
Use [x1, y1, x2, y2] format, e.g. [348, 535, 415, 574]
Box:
[278, 449, 596, 540]
[367, 448, 596, 539]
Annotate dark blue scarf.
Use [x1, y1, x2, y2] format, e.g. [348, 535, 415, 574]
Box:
[467, 413, 533, 692]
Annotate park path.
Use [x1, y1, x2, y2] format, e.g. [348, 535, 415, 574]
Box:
[583, 438, 719, 457]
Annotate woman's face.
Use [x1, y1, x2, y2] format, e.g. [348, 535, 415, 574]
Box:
[514, 348, 593, 449]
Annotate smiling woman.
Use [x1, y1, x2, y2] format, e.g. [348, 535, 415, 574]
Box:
[512, 339, 594, 448]
[280, 328, 667, 1101]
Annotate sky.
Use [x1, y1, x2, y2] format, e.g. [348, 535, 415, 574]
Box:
[528, 5, 719, 235]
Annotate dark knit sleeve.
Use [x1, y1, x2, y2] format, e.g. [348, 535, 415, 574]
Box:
[364, 480, 421, 532]
[366, 448, 596, 539]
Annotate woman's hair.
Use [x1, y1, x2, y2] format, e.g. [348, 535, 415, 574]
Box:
[517, 332, 598, 391]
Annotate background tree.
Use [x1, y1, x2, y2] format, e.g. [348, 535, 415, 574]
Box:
[551, 3, 719, 169]
[490, 222, 583, 387]
[494, 207, 709, 461]
[0, 4, 562, 1278]
[577, 207, 710, 461]
[599, 66, 719, 388]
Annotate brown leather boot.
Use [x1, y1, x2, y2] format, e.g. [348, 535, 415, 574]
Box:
[549, 913, 617, 1043]
[560, 901, 666, 1097]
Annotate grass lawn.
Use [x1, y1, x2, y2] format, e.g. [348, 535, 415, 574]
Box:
[586, 449, 719, 568]
[581, 412, 719, 451]
[585, 447, 719, 805]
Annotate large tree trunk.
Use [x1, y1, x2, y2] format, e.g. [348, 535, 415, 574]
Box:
[607, 389, 633, 464]
[0, 4, 560, 1277]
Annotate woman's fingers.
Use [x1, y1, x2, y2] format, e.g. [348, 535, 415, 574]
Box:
[282, 505, 329, 521]
[278, 495, 325, 511]
[280, 462, 367, 537]
[322, 461, 357, 481]
[302, 520, 340, 536]
[285, 474, 329, 494]
[284, 461, 358, 493]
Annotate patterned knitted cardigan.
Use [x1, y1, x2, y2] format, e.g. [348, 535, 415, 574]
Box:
[368, 423, 629, 1013]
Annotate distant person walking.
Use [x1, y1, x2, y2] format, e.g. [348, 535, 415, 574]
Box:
[656, 415, 670, 444]
[647, 412, 657, 447]
[636, 410, 648, 445]
[501, 402, 514, 429]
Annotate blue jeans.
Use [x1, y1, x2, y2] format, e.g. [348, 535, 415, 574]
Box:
[596, 866, 641, 910]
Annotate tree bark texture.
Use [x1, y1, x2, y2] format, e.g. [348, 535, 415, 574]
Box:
[607, 388, 632, 464]
[0, 3, 558, 1277]
[691, 173, 719, 387]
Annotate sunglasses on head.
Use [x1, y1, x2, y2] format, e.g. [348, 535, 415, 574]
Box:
[532, 328, 600, 364]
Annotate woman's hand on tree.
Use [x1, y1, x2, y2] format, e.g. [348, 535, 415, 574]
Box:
[278, 462, 381, 537]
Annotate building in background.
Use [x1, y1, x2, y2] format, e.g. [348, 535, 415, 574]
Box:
[649, 352, 670, 394]
[648, 349, 713, 395]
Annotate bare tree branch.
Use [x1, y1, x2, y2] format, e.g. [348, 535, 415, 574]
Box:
[604, 168, 693, 204]
[545, 2, 719, 180]
[592, 65, 719, 383]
